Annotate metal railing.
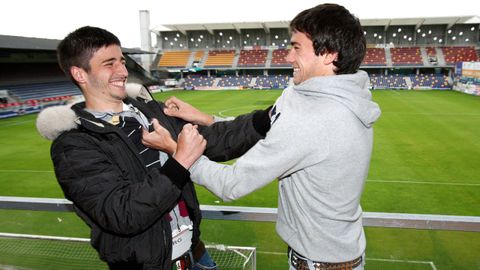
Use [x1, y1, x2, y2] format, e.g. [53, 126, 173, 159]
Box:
[0, 196, 479, 232]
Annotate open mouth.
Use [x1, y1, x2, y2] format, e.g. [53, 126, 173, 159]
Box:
[110, 80, 126, 88]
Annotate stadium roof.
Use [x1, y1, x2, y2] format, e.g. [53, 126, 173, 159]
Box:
[155, 16, 480, 34]
[0, 35, 151, 54]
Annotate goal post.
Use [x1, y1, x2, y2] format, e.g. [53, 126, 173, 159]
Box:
[0, 232, 256, 270]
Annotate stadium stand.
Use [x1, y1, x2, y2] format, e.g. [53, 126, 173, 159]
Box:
[217, 75, 253, 87]
[0, 81, 79, 118]
[369, 74, 408, 89]
[0, 102, 22, 118]
[4, 81, 80, 101]
[1, 18, 479, 118]
[410, 74, 451, 89]
[204, 50, 236, 68]
[426, 47, 437, 57]
[363, 48, 387, 66]
[157, 50, 191, 68]
[255, 75, 290, 89]
[390, 47, 423, 66]
[184, 75, 216, 89]
[193, 50, 205, 66]
[271, 49, 290, 67]
[237, 49, 268, 67]
[441, 46, 478, 64]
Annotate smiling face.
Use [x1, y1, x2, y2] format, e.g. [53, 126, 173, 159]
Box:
[285, 31, 336, 85]
[87, 45, 128, 100]
[72, 44, 128, 110]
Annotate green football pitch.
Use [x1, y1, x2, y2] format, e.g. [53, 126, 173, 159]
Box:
[0, 89, 479, 269]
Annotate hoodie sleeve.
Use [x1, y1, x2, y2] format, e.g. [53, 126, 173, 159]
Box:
[51, 131, 187, 236]
[197, 107, 272, 162]
[189, 111, 328, 201]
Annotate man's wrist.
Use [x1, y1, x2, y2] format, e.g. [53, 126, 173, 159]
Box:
[172, 152, 193, 169]
[167, 141, 177, 155]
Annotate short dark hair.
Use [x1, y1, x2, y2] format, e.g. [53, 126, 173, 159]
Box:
[57, 26, 121, 82]
[290, 3, 366, 75]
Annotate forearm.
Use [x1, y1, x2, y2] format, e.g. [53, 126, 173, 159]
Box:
[199, 107, 271, 161]
[190, 156, 274, 201]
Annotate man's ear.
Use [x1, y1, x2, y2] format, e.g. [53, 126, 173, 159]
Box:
[323, 52, 338, 65]
[70, 66, 86, 85]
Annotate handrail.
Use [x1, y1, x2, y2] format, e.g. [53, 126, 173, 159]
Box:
[1, 196, 479, 232]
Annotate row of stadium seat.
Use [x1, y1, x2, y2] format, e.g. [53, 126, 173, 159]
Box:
[184, 74, 451, 90]
[0, 96, 71, 119]
[369, 74, 451, 89]
[158, 46, 478, 69]
[184, 75, 291, 89]
[5, 81, 81, 102]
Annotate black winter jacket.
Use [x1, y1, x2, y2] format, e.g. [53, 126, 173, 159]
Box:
[38, 96, 270, 269]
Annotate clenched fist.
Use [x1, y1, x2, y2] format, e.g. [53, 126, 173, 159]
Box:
[173, 123, 207, 169]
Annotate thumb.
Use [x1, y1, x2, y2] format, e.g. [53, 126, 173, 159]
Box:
[152, 118, 161, 130]
[163, 106, 177, 117]
[142, 127, 149, 137]
[163, 106, 170, 115]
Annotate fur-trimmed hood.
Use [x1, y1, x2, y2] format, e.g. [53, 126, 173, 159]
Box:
[36, 83, 152, 141]
[36, 104, 80, 141]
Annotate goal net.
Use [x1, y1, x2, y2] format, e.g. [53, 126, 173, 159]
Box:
[0, 233, 256, 270]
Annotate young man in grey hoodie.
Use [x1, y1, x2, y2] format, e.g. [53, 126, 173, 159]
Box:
[154, 3, 381, 270]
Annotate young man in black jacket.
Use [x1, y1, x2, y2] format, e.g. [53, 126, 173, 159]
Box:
[36, 26, 270, 270]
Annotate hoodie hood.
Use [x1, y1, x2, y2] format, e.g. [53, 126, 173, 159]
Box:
[292, 70, 380, 127]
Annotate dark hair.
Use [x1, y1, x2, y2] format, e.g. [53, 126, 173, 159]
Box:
[290, 3, 366, 74]
[57, 26, 121, 83]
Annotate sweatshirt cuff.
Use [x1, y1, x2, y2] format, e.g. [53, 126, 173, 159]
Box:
[252, 105, 272, 137]
[161, 158, 190, 189]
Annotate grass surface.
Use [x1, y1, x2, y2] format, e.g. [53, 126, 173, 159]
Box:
[0, 89, 479, 269]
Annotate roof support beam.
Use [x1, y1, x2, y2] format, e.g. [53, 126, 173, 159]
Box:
[173, 27, 186, 36]
[447, 17, 461, 29]
[203, 25, 214, 35]
[232, 24, 242, 34]
[415, 18, 426, 31]
[261, 23, 270, 34]
[384, 19, 391, 32]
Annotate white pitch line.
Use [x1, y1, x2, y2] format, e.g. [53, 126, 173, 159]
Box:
[218, 108, 231, 117]
[0, 170, 54, 173]
[367, 179, 480, 187]
[380, 112, 480, 116]
[0, 171, 478, 187]
[367, 258, 437, 270]
[257, 251, 285, 255]
[218, 107, 246, 118]
[390, 90, 401, 95]
[0, 120, 35, 127]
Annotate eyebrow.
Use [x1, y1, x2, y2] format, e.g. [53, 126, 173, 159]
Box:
[290, 41, 300, 46]
[101, 56, 126, 64]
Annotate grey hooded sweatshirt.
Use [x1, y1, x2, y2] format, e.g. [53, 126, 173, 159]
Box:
[190, 70, 381, 262]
